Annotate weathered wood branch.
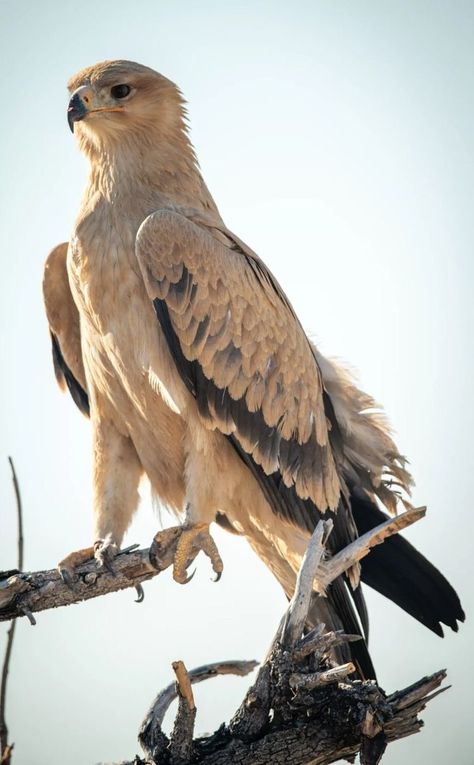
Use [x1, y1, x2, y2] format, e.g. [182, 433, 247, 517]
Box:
[315, 506, 426, 592]
[0, 507, 424, 625]
[99, 514, 449, 765]
[0, 545, 158, 623]
[1, 508, 451, 764]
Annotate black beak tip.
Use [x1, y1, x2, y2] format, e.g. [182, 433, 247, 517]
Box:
[67, 109, 76, 133]
[67, 93, 87, 134]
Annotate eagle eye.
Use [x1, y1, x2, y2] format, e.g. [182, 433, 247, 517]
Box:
[111, 84, 131, 99]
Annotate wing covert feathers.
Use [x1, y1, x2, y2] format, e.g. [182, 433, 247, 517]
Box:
[136, 209, 341, 513]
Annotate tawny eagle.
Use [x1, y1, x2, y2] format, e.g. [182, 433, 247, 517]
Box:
[43, 60, 464, 678]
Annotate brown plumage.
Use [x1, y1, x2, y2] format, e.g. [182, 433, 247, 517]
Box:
[43, 60, 464, 679]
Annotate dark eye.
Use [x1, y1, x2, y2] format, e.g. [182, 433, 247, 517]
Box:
[111, 84, 131, 99]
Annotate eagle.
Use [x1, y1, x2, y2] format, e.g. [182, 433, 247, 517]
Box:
[43, 60, 464, 679]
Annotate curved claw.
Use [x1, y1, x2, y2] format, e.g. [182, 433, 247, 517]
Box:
[184, 567, 196, 584]
[59, 567, 77, 591]
[177, 567, 196, 585]
[212, 571, 222, 583]
[134, 583, 145, 603]
[21, 607, 37, 626]
[149, 527, 182, 572]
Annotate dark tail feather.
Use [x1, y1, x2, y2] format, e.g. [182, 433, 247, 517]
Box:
[330, 578, 377, 679]
[352, 492, 465, 636]
[307, 577, 377, 680]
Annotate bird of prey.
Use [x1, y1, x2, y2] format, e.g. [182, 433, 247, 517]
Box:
[43, 60, 464, 678]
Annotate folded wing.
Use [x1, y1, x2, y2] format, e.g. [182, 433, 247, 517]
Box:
[136, 208, 343, 519]
[43, 243, 89, 416]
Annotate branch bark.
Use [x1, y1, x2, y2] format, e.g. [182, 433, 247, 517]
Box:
[1, 508, 450, 765]
[0, 507, 423, 625]
[101, 513, 448, 765]
[0, 546, 157, 623]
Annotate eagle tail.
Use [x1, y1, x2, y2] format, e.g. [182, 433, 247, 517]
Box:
[352, 492, 465, 636]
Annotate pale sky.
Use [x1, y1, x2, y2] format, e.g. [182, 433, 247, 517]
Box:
[1, 2, 473, 764]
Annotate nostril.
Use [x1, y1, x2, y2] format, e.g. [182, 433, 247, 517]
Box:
[83, 95, 89, 104]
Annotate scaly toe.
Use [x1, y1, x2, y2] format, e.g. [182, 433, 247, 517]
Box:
[200, 532, 224, 582]
[172, 523, 223, 584]
[172, 525, 206, 584]
[149, 527, 182, 571]
[94, 540, 119, 575]
[174, 566, 196, 585]
[57, 546, 96, 589]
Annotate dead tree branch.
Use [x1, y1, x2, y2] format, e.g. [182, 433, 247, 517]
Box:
[0, 506, 450, 764]
[0, 546, 157, 623]
[99, 512, 448, 765]
[0, 507, 424, 625]
[1, 458, 24, 764]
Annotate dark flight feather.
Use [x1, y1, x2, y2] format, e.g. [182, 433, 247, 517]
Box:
[51, 332, 90, 417]
[152, 296, 375, 678]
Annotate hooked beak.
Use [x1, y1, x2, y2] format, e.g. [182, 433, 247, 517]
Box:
[67, 90, 89, 133]
[67, 86, 124, 133]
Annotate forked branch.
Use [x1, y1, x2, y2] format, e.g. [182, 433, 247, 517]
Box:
[101, 512, 448, 765]
[0, 507, 424, 625]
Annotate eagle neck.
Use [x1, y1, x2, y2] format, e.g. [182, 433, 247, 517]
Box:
[83, 133, 219, 214]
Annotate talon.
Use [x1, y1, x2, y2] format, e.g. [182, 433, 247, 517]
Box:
[59, 567, 77, 590]
[149, 522, 224, 583]
[21, 607, 36, 626]
[58, 546, 95, 588]
[184, 568, 196, 584]
[149, 527, 182, 571]
[174, 566, 196, 585]
[134, 583, 145, 603]
[212, 570, 222, 583]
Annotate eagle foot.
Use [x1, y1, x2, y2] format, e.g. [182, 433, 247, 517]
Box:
[58, 546, 96, 588]
[58, 540, 119, 586]
[149, 523, 223, 584]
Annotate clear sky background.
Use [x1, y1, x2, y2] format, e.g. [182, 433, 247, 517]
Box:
[1, 2, 473, 763]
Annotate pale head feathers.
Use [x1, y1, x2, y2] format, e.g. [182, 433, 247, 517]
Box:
[67, 60, 217, 210]
[68, 60, 189, 144]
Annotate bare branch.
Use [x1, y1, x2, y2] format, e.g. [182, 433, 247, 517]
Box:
[98, 505, 447, 765]
[316, 506, 426, 591]
[168, 662, 196, 764]
[281, 519, 332, 648]
[224, 520, 333, 746]
[289, 662, 356, 691]
[7, 459, 23, 572]
[0, 526, 189, 623]
[293, 627, 362, 661]
[0, 547, 160, 623]
[130, 650, 448, 765]
[138, 660, 257, 763]
[0, 488, 448, 765]
[142, 660, 257, 732]
[0, 508, 425, 629]
[1, 458, 24, 764]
